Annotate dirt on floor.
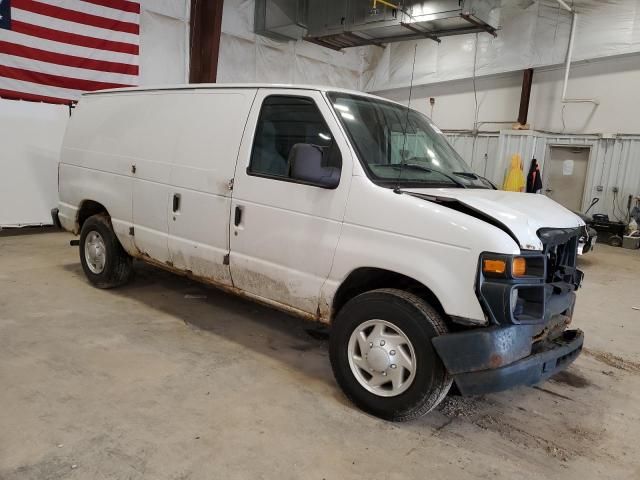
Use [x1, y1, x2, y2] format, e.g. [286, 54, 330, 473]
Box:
[1, 230, 639, 480]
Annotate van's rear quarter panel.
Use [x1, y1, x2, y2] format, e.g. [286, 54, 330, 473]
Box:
[58, 163, 135, 251]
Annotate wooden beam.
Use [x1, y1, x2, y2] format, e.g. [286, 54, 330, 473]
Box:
[189, 0, 224, 83]
[517, 68, 534, 126]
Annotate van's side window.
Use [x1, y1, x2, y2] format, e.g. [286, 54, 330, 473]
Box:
[249, 95, 341, 180]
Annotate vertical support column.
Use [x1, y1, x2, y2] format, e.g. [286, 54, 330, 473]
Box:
[189, 0, 224, 83]
[517, 68, 534, 127]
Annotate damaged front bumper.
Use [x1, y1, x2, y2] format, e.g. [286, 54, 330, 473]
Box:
[432, 324, 583, 395]
[435, 228, 585, 395]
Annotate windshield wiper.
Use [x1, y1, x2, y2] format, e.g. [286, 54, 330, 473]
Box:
[453, 171, 497, 190]
[452, 171, 478, 179]
[400, 163, 467, 189]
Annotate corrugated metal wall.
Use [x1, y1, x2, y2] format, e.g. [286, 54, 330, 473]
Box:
[445, 132, 500, 179]
[446, 130, 640, 219]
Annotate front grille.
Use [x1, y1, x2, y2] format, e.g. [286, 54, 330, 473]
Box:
[538, 228, 582, 288]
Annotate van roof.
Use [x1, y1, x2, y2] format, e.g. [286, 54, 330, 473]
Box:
[82, 83, 393, 103]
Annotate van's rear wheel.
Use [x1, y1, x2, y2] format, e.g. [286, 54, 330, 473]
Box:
[330, 289, 452, 421]
[79, 214, 133, 288]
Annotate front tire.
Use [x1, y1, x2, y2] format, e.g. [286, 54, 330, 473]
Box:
[79, 214, 133, 288]
[330, 289, 452, 421]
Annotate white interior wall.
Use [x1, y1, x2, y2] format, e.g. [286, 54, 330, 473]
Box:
[0, 101, 68, 227]
[376, 53, 640, 134]
[379, 73, 522, 131]
[0, 0, 189, 227]
[366, 0, 640, 92]
[218, 0, 375, 89]
[139, 0, 190, 85]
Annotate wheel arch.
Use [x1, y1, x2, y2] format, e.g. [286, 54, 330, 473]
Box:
[331, 267, 447, 323]
[76, 199, 110, 233]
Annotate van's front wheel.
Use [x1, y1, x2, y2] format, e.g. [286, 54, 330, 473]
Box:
[330, 289, 452, 421]
[79, 214, 133, 288]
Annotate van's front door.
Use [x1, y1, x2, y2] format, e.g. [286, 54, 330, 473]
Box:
[230, 89, 352, 315]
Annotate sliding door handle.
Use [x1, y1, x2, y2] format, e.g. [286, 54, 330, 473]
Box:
[172, 193, 181, 212]
[234, 206, 243, 226]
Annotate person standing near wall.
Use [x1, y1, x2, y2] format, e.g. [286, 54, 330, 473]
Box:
[526, 158, 543, 193]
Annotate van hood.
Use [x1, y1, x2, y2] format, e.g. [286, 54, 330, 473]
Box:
[405, 188, 585, 251]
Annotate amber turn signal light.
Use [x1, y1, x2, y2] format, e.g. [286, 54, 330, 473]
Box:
[483, 259, 506, 275]
[512, 257, 527, 277]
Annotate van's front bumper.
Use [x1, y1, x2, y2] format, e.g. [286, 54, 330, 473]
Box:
[432, 325, 583, 395]
[441, 228, 586, 395]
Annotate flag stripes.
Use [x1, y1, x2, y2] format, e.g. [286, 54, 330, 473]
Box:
[9, 20, 139, 55]
[81, 0, 140, 15]
[0, 63, 130, 91]
[37, 0, 140, 23]
[12, 9, 139, 44]
[12, 0, 139, 35]
[0, 41, 138, 75]
[0, 0, 140, 104]
[1, 77, 84, 102]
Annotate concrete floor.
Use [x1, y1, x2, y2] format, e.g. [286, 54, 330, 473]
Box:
[1, 230, 639, 480]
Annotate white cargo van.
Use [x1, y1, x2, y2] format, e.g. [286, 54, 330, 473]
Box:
[54, 84, 585, 421]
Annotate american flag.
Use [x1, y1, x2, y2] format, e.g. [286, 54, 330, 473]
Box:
[0, 0, 139, 104]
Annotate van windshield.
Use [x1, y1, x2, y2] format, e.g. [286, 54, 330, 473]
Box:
[327, 92, 491, 189]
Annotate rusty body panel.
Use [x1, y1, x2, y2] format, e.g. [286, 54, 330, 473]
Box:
[169, 247, 234, 287]
[432, 325, 538, 375]
[132, 252, 330, 325]
[229, 266, 323, 318]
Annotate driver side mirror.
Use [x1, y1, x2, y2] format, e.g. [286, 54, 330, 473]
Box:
[288, 143, 341, 189]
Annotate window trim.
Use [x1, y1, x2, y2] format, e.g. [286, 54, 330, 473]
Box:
[246, 94, 342, 190]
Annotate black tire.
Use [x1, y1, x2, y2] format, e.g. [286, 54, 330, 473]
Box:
[79, 214, 133, 289]
[609, 235, 623, 247]
[330, 288, 452, 422]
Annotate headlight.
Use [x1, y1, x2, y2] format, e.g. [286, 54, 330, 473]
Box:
[482, 255, 528, 278]
[482, 253, 544, 278]
[482, 258, 507, 275]
[478, 253, 547, 324]
[512, 257, 527, 276]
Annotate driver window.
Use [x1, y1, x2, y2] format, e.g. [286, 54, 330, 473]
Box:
[249, 95, 340, 179]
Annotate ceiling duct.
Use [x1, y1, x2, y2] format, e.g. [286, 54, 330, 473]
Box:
[254, 0, 307, 41]
[305, 0, 500, 50]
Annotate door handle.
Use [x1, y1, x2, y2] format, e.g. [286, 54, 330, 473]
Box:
[172, 193, 181, 212]
[234, 205, 243, 226]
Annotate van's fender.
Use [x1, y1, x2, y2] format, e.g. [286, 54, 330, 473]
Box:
[321, 176, 519, 324]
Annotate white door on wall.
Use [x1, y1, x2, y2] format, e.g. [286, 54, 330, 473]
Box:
[544, 146, 590, 212]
